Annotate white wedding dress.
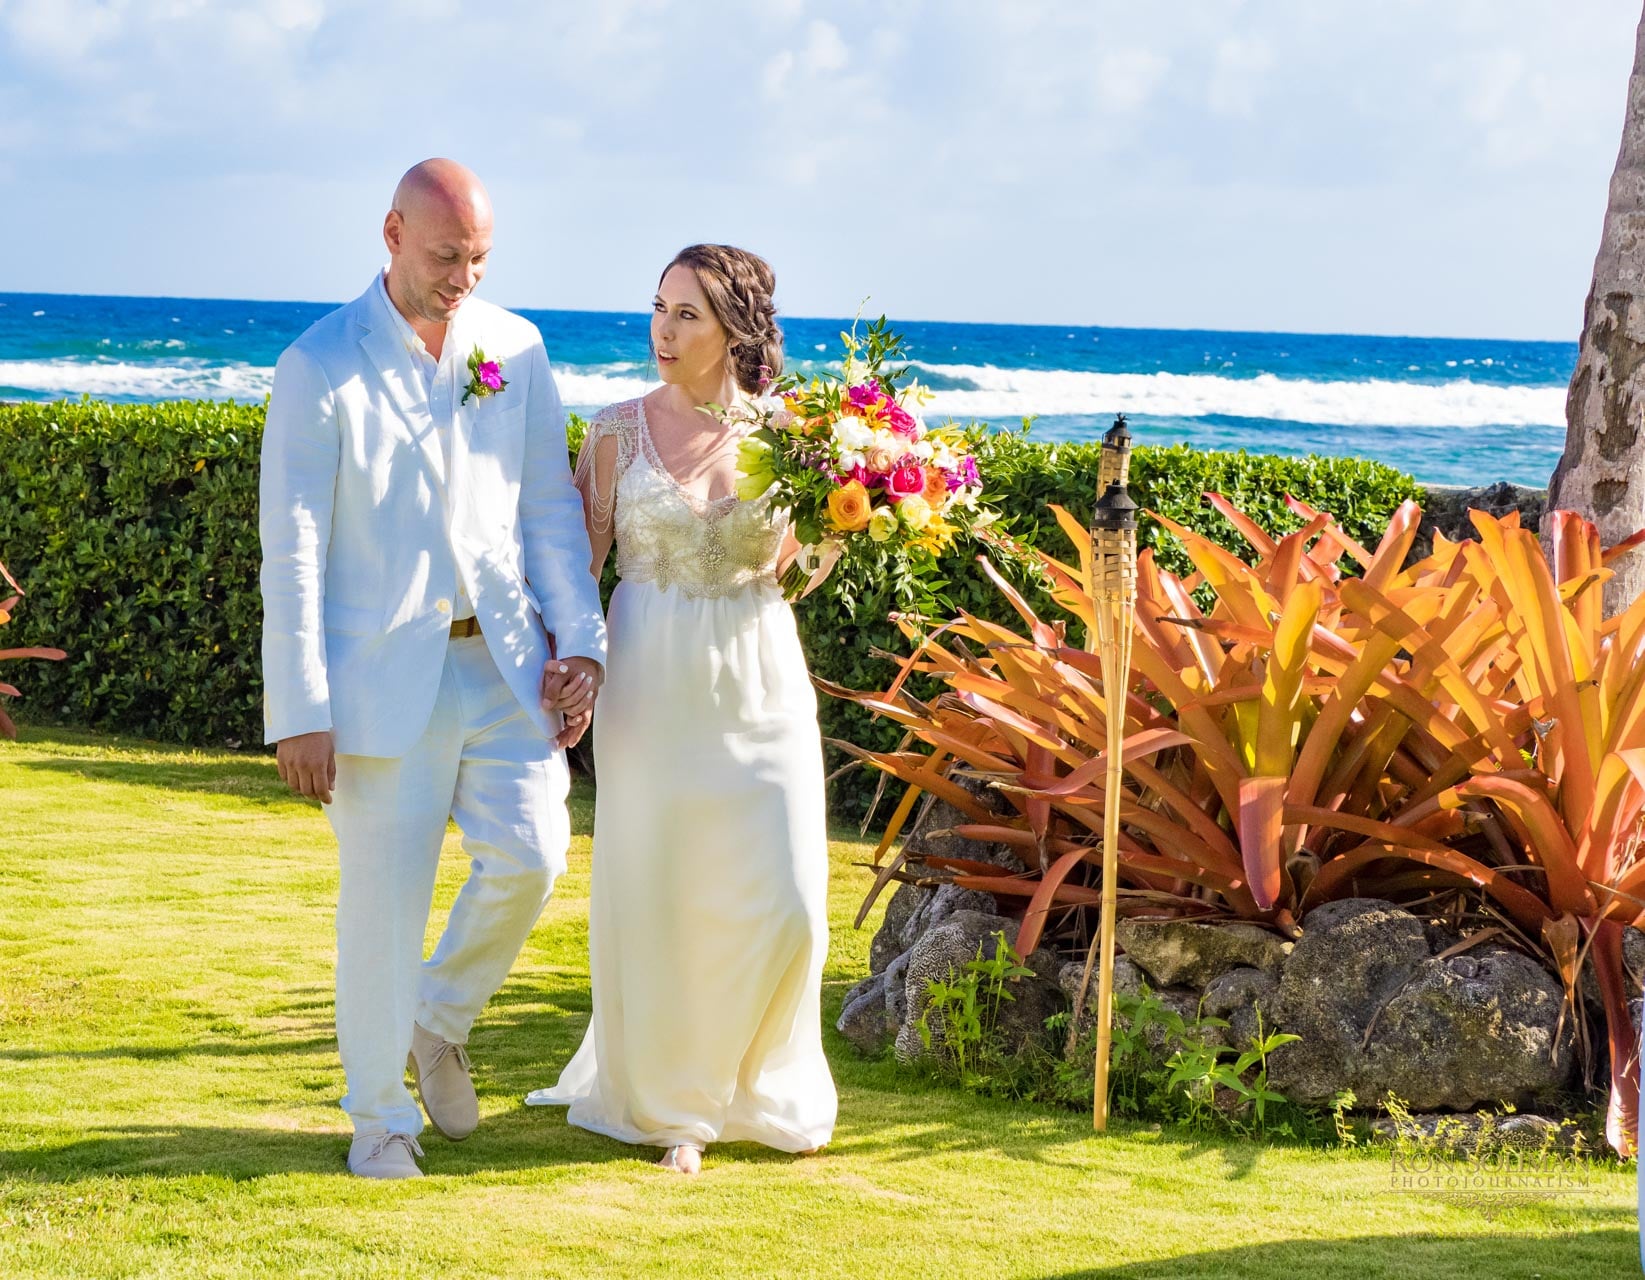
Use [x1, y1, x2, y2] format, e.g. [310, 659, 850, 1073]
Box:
[525, 397, 837, 1153]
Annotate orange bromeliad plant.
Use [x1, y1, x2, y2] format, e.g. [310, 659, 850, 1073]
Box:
[0, 557, 65, 740]
[826, 497, 1645, 1155]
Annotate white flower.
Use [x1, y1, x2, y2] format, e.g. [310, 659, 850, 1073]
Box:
[898, 379, 936, 408]
[832, 413, 874, 451]
[910, 439, 935, 461]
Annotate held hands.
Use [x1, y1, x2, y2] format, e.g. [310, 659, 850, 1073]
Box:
[276, 730, 336, 804]
[541, 656, 603, 749]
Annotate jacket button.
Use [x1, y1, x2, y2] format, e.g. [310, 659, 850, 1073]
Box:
[435, 599, 452, 614]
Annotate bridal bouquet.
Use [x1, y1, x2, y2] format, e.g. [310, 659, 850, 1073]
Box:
[724, 317, 994, 609]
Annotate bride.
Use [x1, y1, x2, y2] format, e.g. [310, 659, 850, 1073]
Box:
[526, 244, 837, 1173]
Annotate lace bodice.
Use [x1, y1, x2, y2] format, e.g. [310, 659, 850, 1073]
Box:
[575, 398, 784, 600]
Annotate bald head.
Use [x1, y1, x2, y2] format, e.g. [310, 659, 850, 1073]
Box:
[391, 157, 492, 228]
[382, 157, 494, 339]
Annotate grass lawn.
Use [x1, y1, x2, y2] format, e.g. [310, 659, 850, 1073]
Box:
[0, 726, 1635, 1278]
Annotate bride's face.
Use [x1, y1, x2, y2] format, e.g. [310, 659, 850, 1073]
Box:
[652, 266, 730, 389]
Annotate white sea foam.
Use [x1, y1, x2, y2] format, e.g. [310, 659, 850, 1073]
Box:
[907, 362, 1565, 429]
[0, 356, 1568, 431]
[0, 358, 274, 399]
[554, 368, 654, 405]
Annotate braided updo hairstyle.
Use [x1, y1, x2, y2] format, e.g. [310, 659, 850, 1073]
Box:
[659, 244, 783, 394]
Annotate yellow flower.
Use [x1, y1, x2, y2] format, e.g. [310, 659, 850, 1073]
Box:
[867, 507, 898, 543]
[897, 494, 933, 530]
[826, 480, 873, 533]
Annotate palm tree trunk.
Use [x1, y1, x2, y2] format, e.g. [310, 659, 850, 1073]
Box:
[1549, 1, 1645, 615]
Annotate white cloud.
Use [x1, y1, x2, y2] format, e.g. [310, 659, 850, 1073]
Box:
[0, 0, 1640, 337]
[3, 0, 132, 63]
[803, 18, 848, 73]
[1206, 36, 1275, 118]
[1095, 47, 1170, 113]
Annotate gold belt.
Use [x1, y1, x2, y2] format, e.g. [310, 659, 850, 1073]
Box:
[449, 616, 481, 638]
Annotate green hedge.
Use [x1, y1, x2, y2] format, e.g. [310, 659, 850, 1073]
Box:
[0, 400, 1421, 817]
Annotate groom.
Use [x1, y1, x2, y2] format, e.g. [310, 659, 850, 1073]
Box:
[260, 158, 606, 1178]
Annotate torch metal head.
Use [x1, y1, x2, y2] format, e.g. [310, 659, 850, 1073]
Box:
[1098, 413, 1133, 491]
[1091, 479, 1139, 532]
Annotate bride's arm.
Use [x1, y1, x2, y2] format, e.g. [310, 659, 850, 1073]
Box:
[775, 527, 801, 575]
[573, 431, 619, 576]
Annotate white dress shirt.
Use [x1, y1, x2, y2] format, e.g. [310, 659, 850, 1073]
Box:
[377, 271, 475, 621]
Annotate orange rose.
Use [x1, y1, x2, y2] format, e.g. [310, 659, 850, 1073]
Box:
[920, 466, 950, 507]
[826, 480, 873, 533]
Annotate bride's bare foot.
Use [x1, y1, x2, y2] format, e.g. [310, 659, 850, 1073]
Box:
[657, 1145, 702, 1175]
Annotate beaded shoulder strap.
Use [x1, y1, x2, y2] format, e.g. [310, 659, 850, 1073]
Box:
[572, 399, 641, 534]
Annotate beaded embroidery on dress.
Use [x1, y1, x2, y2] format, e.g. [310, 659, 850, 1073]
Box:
[573, 398, 783, 600]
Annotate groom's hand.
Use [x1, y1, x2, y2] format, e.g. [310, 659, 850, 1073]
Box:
[276, 730, 336, 805]
[541, 657, 602, 749]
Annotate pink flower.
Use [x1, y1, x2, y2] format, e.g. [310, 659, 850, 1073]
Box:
[478, 361, 504, 391]
[885, 459, 926, 501]
[847, 382, 883, 411]
[884, 401, 918, 437]
[947, 455, 980, 489]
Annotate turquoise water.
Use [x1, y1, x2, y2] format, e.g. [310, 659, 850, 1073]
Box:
[0, 290, 1575, 487]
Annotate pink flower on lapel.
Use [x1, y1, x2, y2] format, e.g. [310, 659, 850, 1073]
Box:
[462, 346, 508, 405]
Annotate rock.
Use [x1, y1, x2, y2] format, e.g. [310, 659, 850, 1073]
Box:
[1370, 1111, 1582, 1155]
[836, 970, 892, 1056]
[1624, 926, 1645, 991]
[1056, 956, 1200, 1056]
[915, 883, 1003, 944]
[1199, 966, 1280, 1050]
[900, 771, 1027, 875]
[893, 909, 1064, 1063]
[1115, 918, 1291, 988]
[1270, 898, 1574, 1108]
[864, 773, 1028, 977]
[1417, 482, 1545, 558]
[883, 949, 912, 1031]
[871, 880, 1001, 976]
[870, 881, 928, 975]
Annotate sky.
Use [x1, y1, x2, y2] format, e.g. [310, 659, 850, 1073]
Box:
[0, 0, 1639, 339]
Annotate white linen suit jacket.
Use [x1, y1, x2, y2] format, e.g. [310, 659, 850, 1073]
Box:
[259, 275, 607, 758]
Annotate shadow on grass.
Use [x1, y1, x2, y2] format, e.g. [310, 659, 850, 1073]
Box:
[0, 1114, 649, 1182]
[1039, 1226, 1639, 1277]
[12, 748, 602, 832]
[13, 754, 298, 805]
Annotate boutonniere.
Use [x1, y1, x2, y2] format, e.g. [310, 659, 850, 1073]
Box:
[462, 347, 508, 405]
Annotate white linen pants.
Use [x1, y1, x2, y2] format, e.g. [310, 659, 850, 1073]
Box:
[325, 633, 569, 1136]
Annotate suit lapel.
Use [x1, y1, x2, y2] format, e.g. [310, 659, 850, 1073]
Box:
[357, 278, 447, 489]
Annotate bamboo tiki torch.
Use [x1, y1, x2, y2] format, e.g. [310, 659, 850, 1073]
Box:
[1080, 415, 1138, 1131]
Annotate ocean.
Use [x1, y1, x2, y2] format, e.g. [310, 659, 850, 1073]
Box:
[0, 290, 1576, 487]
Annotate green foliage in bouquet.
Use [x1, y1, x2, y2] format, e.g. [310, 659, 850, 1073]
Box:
[720, 316, 995, 612]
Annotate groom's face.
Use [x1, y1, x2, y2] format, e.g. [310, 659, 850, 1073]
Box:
[384, 196, 493, 328]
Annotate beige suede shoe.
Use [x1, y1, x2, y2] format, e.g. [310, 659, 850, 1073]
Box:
[348, 1132, 424, 1179]
[409, 1022, 479, 1141]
